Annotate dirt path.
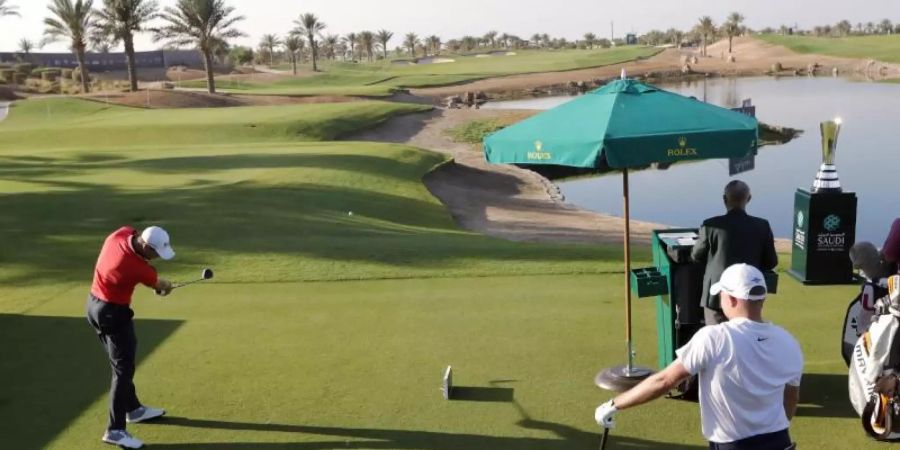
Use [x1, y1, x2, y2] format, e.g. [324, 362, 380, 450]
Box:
[349, 107, 667, 246]
[414, 36, 899, 99]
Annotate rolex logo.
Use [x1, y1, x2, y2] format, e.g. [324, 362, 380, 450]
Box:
[667, 136, 697, 157]
[527, 140, 552, 161]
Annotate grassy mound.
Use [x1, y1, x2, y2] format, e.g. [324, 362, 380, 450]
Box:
[182, 47, 661, 96]
[759, 33, 900, 64]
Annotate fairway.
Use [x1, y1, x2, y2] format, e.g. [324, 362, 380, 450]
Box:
[759, 33, 900, 64]
[181, 47, 661, 96]
[0, 96, 878, 449]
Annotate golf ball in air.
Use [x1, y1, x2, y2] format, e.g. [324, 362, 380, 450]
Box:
[348, 211, 354, 216]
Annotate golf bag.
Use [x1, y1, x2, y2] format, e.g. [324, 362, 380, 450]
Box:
[843, 281, 889, 366]
[849, 276, 900, 440]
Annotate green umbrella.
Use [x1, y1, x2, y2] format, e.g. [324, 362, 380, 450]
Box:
[483, 77, 758, 390]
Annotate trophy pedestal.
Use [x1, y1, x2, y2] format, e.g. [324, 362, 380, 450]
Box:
[788, 189, 858, 285]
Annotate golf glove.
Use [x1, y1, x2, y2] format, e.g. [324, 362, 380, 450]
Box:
[594, 400, 617, 429]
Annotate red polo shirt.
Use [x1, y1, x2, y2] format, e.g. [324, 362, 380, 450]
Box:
[91, 226, 158, 305]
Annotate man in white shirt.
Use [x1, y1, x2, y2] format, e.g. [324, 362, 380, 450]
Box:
[594, 264, 804, 449]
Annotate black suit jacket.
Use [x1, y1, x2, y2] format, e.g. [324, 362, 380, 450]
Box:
[691, 208, 778, 310]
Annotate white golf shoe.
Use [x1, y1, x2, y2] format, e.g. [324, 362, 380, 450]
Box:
[127, 405, 166, 423]
[102, 429, 144, 449]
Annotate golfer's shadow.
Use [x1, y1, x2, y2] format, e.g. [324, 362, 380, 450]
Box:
[148, 413, 704, 449]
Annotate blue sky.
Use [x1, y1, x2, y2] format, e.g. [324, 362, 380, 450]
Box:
[2, 0, 899, 52]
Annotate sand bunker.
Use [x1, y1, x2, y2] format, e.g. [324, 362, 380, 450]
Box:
[85, 89, 360, 109]
[490, 51, 517, 56]
[391, 60, 416, 66]
[417, 57, 455, 64]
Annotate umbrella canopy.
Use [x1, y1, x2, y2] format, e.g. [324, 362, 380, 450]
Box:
[484, 78, 758, 169]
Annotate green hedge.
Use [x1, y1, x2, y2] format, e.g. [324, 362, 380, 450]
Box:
[13, 63, 34, 76]
[0, 69, 14, 83]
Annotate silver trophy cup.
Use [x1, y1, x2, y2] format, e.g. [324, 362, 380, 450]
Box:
[812, 118, 843, 193]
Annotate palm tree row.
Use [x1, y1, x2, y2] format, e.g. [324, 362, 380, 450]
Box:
[16, 0, 243, 94]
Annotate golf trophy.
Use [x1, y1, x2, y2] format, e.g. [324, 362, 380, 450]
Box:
[789, 118, 858, 284]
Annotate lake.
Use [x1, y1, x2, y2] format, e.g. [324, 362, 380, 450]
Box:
[484, 77, 900, 243]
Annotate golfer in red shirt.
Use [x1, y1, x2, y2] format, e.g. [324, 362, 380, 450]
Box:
[87, 226, 175, 449]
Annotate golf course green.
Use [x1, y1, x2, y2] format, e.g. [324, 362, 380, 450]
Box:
[760, 33, 900, 64]
[181, 47, 660, 96]
[0, 97, 871, 449]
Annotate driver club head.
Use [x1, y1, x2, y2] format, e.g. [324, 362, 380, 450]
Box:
[202, 268, 214, 280]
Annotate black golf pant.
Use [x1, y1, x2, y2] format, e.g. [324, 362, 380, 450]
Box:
[86, 295, 142, 431]
[708, 429, 792, 450]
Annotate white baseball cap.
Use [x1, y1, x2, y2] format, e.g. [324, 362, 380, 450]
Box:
[141, 226, 175, 260]
[709, 263, 767, 301]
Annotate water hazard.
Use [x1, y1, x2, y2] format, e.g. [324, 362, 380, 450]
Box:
[484, 77, 900, 243]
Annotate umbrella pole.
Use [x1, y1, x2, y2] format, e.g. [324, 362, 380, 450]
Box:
[623, 169, 633, 374]
[593, 169, 652, 392]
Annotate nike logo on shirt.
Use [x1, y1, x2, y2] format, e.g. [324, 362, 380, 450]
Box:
[757, 337, 769, 342]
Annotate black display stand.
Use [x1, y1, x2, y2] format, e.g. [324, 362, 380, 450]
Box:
[788, 189, 858, 284]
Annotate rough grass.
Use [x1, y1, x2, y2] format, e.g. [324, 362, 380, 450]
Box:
[0, 97, 872, 449]
[759, 33, 900, 64]
[182, 47, 661, 96]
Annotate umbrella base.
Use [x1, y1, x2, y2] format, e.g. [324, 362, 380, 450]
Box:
[594, 365, 653, 392]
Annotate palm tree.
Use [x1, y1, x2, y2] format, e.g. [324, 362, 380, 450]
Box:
[96, 0, 158, 92]
[322, 34, 338, 60]
[17, 38, 33, 60]
[260, 33, 281, 66]
[0, 0, 19, 17]
[697, 16, 716, 56]
[89, 28, 114, 52]
[483, 30, 497, 49]
[426, 35, 441, 56]
[343, 32, 357, 60]
[44, 0, 95, 93]
[724, 12, 744, 53]
[293, 13, 325, 71]
[283, 34, 303, 74]
[376, 29, 393, 60]
[404, 32, 418, 57]
[583, 32, 596, 49]
[358, 30, 375, 62]
[154, 0, 245, 94]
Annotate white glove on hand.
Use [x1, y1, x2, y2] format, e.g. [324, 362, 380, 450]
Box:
[594, 400, 617, 429]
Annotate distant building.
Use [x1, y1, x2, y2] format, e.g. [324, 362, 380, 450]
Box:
[0, 49, 204, 70]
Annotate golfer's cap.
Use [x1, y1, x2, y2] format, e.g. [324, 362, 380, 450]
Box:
[710, 263, 767, 301]
[141, 226, 175, 260]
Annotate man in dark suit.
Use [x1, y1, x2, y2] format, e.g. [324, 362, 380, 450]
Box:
[691, 180, 778, 325]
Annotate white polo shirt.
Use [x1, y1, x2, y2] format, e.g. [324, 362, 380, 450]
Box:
[675, 317, 804, 443]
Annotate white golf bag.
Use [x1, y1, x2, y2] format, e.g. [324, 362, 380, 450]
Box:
[849, 276, 900, 440]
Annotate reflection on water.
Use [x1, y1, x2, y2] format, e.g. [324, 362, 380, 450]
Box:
[485, 77, 900, 242]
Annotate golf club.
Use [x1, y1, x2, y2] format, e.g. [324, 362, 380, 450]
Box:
[156, 268, 214, 295]
[599, 427, 610, 450]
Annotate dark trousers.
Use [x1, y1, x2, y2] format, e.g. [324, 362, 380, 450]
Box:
[86, 295, 142, 431]
[709, 429, 792, 450]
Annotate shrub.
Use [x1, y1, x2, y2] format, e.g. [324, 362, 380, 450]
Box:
[0, 69, 14, 83]
[41, 71, 59, 82]
[13, 73, 27, 84]
[72, 67, 91, 83]
[13, 63, 34, 76]
[61, 68, 73, 79]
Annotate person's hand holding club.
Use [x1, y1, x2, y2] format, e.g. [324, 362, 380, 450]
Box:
[155, 279, 174, 297]
[595, 400, 618, 429]
[155, 268, 214, 296]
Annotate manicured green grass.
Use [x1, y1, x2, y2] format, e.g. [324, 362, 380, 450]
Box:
[183, 47, 661, 96]
[0, 97, 874, 449]
[759, 33, 900, 64]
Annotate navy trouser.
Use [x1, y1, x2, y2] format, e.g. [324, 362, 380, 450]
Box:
[86, 295, 142, 431]
[709, 429, 792, 450]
